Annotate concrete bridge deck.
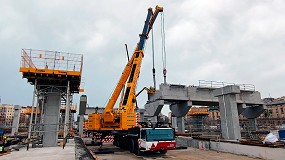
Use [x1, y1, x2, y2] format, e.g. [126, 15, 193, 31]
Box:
[145, 83, 265, 140]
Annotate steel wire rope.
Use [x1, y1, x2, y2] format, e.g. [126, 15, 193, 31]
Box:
[151, 27, 156, 89]
[160, 12, 167, 84]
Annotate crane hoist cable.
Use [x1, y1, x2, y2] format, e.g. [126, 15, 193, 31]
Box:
[151, 27, 156, 89]
[125, 44, 130, 61]
[104, 45, 130, 109]
[120, 44, 130, 103]
[161, 12, 167, 84]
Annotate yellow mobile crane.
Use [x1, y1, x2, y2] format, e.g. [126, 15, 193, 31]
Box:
[88, 6, 176, 155]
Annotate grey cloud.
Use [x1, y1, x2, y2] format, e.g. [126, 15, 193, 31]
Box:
[0, 0, 284, 109]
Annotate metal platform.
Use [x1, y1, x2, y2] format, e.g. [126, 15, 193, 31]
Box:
[19, 49, 83, 148]
[19, 49, 83, 93]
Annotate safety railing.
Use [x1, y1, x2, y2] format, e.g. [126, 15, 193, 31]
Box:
[198, 80, 255, 91]
[20, 49, 83, 73]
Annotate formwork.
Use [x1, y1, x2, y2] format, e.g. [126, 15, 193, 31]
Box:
[19, 48, 83, 93]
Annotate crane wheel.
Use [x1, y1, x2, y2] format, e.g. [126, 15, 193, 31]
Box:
[159, 150, 167, 154]
[134, 140, 142, 156]
[129, 139, 135, 153]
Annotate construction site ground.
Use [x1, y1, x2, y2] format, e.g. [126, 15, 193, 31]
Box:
[1, 142, 75, 160]
[88, 143, 261, 160]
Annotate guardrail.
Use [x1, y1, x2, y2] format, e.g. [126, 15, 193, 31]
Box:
[198, 80, 255, 91]
[21, 49, 83, 73]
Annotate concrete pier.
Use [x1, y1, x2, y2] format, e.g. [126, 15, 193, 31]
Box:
[214, 86, 241, 140]
[43, 92, 61, 147]
[78, 95, 87, 137]
[11, 105, 21, 136]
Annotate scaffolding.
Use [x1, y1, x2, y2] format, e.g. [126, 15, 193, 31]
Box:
[19, 49, 83, 149]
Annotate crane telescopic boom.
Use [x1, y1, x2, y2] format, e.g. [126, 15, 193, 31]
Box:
[88, 5, 163, 131]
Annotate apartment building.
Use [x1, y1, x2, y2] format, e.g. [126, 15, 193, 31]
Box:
[0, 104, 15, 128]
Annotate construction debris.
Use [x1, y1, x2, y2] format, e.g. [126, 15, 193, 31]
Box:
[240, 138, 285, 147]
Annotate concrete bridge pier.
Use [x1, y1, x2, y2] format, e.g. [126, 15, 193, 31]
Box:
[78, 95, 87, 137]
[241, 105, 265, 131]
[248, 118, 257, 131]
[170, 101, 192, 132]
[214, 85, 241, 140]
[145, 83, 264, 140]
[42, 92, 61, 147]
[11, 105, 21, 136]
[176, 117, 185, 132]
[145, 100, 164, 124]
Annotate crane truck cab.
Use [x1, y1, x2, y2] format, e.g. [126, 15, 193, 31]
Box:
[127, 122, 176, 155]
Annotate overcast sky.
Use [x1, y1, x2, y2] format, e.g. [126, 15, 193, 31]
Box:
[0, 0, 284, 114]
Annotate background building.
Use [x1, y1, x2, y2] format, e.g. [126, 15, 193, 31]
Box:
[180, 96, 285, 137]
[240, 97, 285, 130]
[0, 104, 15, 128]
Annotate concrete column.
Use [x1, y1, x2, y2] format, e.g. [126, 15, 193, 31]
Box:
[11, 105, 21, 136]
[43, 92, 61, 147]
[79, 95, 87, 115]
[248, 118, 257, 131]
[78, 115, 84, 137]
[218, 94, 241, 140]
[177, 117, 185, 133]
[214, 86, 241, 140]
[78, 95, 87, 137]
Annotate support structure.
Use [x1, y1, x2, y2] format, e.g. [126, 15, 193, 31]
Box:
[145, 82, 264, 140]
[176, 117, 185, 133]
[78, 95, 87, 137]
[11, 105, 21, 136]
[240, 105, 265, 131]
[213, 85, 241, 140]
[42, 92, 61, 147]
[20, 49, 83, 148]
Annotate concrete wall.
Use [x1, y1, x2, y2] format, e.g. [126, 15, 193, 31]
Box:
[176, 137, 285, 160]
[210, 141, 285, 160]
[176, 137, 210, 149]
